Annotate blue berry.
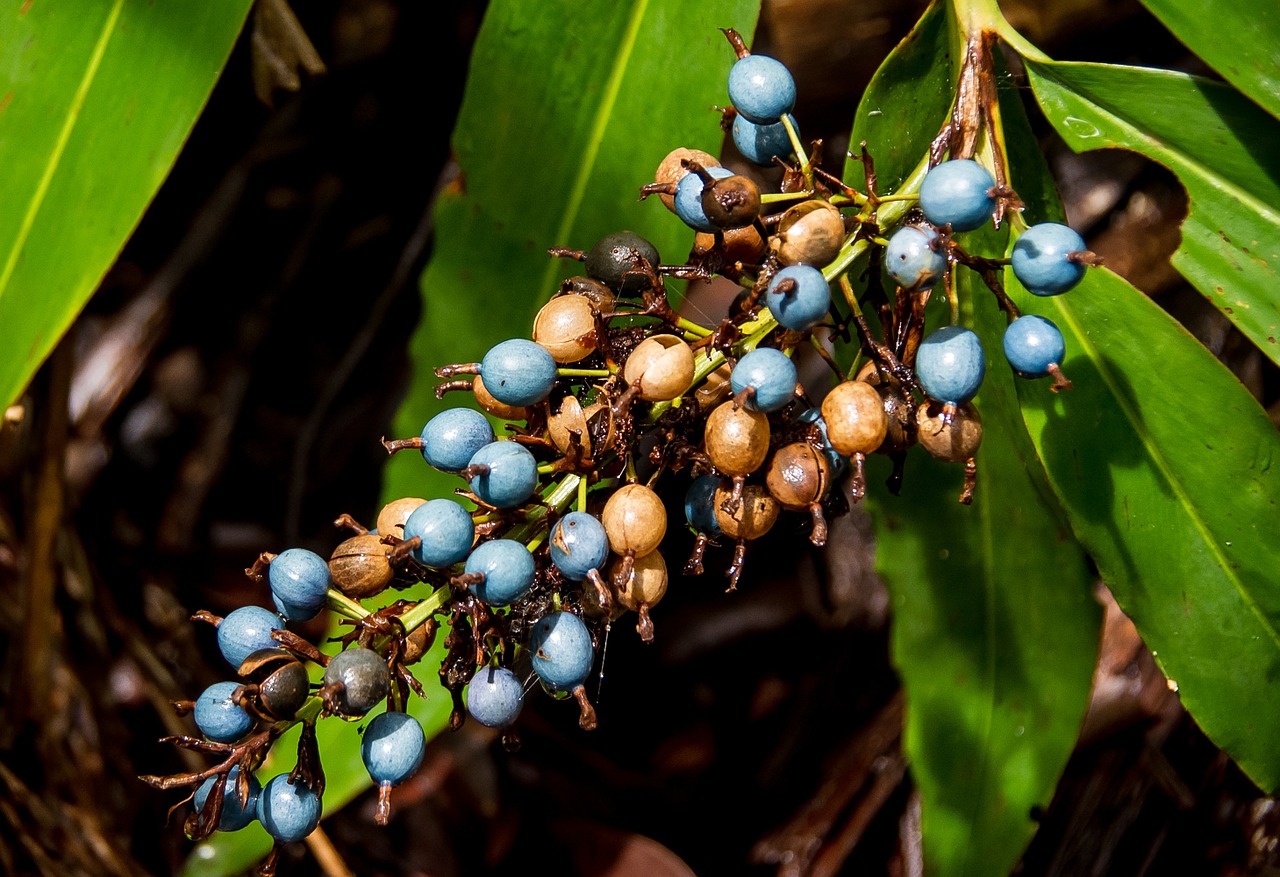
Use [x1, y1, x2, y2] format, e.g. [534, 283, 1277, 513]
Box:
[361, 711, 425, 786]
[466, 441, 538, 509]
[1011, 223, 1087, 295]
[728, 54, 796, 124]
[797, 407, 847, 477]
[403, 499, 475, 568]
[479, 339, 557, 406]
[216, 606, 283, 670]
[465, 665, 524, 728]
[766, 264, 831, 331]
[465, 539, 535, 606]
[193, 766, 261, 832]
[732, 113, 797, 166]
[529, 611, 594, 692]
[549, 512, 609, 581]
[420, 408, 494, 474]
[916, 326, 986, 404]
[257, 775, 322, 844]
[194, 681, 254, 743]
[674, 165, 734, 233]
[885, 225, 946, 291]
[684, 474, 722, 534]
[1003, 314, 1066, 378]
[730, 347, 798, 413]
[919, 159, 996, 231]
[268, 548, 331, 621]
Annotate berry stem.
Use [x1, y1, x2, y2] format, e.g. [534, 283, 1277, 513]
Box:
[780, 114, 813, 189]
[326, 590, 370, 621]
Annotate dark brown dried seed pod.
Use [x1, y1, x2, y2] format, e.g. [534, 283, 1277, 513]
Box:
[765, 442, 831, 510]
[916, 401, 982, 462]
[712, 483, 780, 540]
[238, 648, 310, 721]
[701, 174, 762, 230]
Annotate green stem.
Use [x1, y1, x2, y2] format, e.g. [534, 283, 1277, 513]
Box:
[326, 590, 369, 621]
[557, 368, 611, 378]
[950, 0, 1048, 61]
[398, 584, 455, 635]
[675, 317, 713, 337]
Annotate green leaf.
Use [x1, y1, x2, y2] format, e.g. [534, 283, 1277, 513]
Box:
[871, 227, 1100, 877]
[383, 0, 763, 508]
[180, 631, 452, 877]
[1138, 0, 1280, 120]
[842, 0, 952, 195]
[1004, 97, 1280, 793]
[1024, 59, 1280, 366]
[0, 0, 254, 407]
[853, 11, 1100, 876]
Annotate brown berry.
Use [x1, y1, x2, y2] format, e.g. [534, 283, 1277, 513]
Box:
[534, 295, 597, 363]
[376, 497, 427, 540]
[655, 148, 719, 212]
[701, 174, 762, 229]
[765, 442, 831, 510]
[474, 374, 530, 420]
[916, 402, 983, 462]
[704, 400, 771, 476]
[772, 199, 846, 267]
[601, 483, 667, 557]
[329, 534, 394, 599]
[821, 380, 888, 456]
[624, 334, 695, 401]
[609, 550, 669, 611]
[713, 483, 780, 540]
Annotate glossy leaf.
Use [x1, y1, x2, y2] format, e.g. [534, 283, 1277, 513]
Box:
[1138, 0, 1280, 120]
[181, 633, 452, 877]
[1004, 99, 1280, 793]
[383, 0, 762, 506]
[853, 11, 1100, 876]
[1025, 59, 1280, 365]
[842, 0, 952, 196]
[0, 0, 255, 407]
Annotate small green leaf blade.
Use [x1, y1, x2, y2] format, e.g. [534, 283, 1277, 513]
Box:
[1005, 107, 1280, 793]
[0, 0, 255, 407]
[384, 0, 762, 507]
[1024, 59, 1280, 365]
[1138, 0, 1280, 120]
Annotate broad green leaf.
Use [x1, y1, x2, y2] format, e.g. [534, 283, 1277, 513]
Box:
[1138, 0, 1280, 120]
[181, 630, 452, 877]
[384, 0, 762, 507]
[1004, 103, 1280, 792]
[0, 0, 254, 407]
[1024, 60, 1280, 366]
[853, 10, 1100, 876]
[842, 0, 952, 195]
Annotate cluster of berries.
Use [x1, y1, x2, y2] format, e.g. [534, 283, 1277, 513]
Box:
[147, 29, 1097, 874]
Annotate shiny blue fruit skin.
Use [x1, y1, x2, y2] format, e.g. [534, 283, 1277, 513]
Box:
[674, 165, 734, 233]
[466, 539, 535, 606]
[268, 548, 331, 621]
[194, 766, 261, 832]
[549, 512, 609, 581]
[766, 264, 831, 331]
[466, 666, 524, 728]
[467, 441, 538, 509]
[479, 339, 557, 406]
[920, 159, 996, 231]
[194, 681, 254, 743]
[257, 775, 322, 844]
[1003, 314, 1066, 378]
[420, 408, 494, 473]
[403, 499, 475, 568]
[885, 226, 945, 291]
[361, 711, 425, 786]
[1011, 223, 1087, 295]
[730, 347, 798, 413]
[217, 606, 284, 670]
[728, 54, 796, 124]
[684, 474, 722, 534]
[732, 113, 796, 166]
[529, 611, 594, 691]
[916, 326, 986, 404]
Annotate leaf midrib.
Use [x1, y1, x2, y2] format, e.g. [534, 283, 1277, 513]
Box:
[536, 0, 651, 301]
[0, 0, 125, 302]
